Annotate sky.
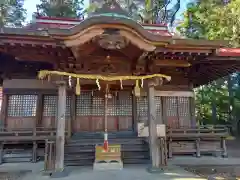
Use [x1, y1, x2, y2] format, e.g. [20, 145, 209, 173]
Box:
[24, 0, 191, 22]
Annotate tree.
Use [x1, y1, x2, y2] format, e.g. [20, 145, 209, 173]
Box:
[177, 0, 240, 47]
[0, 0, 26, 27]
[177, 0, 240, 133]
[36, 0, 84, 18]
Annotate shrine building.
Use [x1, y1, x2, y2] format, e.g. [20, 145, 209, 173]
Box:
[0, 0, 239, 174]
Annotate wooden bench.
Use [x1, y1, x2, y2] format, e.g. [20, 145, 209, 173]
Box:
[167, 126, 228, 158]
[0, 127, 58, 164]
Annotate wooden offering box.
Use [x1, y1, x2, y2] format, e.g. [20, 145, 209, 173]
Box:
[95, 144, 121, 162]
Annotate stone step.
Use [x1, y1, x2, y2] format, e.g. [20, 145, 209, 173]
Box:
[65, 158, 150, 166]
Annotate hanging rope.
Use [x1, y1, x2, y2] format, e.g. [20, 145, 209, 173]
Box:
[38, 70, 171, 96]
[38, 70, 171, 81]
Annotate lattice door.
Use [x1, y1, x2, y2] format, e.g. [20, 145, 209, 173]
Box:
[178, 97, 191, 127]
[7, 95, 38, 129]
[163, 96, 179, 128]
[42, 95, 71, 128]
[117, 91, 133, 131]
[155, 96, 162, 124]
[136, 96, 148, 124]
[162, 96, 191, 128]
[136, 96, 162, 125]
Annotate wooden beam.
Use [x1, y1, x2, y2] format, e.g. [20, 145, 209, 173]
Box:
[207, 56, 240, 61]
[155, 47, 212, 54]
[155, 59, 191, 67]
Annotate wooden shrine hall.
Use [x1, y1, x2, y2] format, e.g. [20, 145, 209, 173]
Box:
[0, 0, 240, 175]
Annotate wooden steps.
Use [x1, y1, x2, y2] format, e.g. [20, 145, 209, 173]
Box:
[64, 135, 150, 166]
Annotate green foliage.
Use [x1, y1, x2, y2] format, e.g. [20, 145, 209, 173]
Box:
[0, 0, 26, 27]
[36, 0, 84, 18]
[177, 0, 240, 129]
[195, 79, 230, 125]
[177, 0, 240, 46]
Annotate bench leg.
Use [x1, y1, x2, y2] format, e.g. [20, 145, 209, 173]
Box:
[0, 143, 3, 165]
[168, 138, 172, 158]
[196, 138, 201, 158]
[221, 138, 227, 158]
[32, 141, 37, 163]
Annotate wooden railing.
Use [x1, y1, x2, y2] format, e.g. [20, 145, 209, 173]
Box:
[0, 127, 57, 141]
[167, 126, 229, 138]
[0, 127, 59, 164]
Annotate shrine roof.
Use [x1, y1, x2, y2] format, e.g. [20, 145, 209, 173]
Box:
[0, 0, 226, 48]
[0, 0, 240, 87]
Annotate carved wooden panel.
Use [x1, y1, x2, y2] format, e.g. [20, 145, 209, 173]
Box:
[78, 55, 131, 74]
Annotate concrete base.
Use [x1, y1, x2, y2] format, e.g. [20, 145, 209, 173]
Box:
[146, 166, 165, 174]
[93, 161, 123, 170]
[50, 168, 70, 178]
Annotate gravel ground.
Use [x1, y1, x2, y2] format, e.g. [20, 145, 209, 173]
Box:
[183, 165, 240, 180]
[0, 171, 30, 180]
[181, 139, 240, 179]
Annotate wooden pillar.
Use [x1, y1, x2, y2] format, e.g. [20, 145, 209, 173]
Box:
[189, 83, 196, 127]
[132, 94, 138, 132]
[69, 92, 76, 138]
[147, 82, 160, 171]
[36, 93, 43, 128]
[0, 93, 8, 131]
[53, 81, 68, 177]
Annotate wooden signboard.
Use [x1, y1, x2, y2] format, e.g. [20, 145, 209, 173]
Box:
[95, 144, 121, 162]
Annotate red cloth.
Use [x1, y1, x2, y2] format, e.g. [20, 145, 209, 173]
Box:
[103, 140, 108, 152]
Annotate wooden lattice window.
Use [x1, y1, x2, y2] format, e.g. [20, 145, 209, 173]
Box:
[118, 91, 132, 116]
[178, 97, 190, 127]
[43, 96, 57, 117]
[76, 91, 92, 116]
[92, 92, 104, 116]
[66, 96, 71, 117]
[155, 96, 162, 118]
[178, 97, 190, 117]
[165, 97, 178, 117]
[107, 94, 117, 116]
[8, 95, 37, 117]
[137, 96, 148, 122]
[163, 96, 191, 128]
[43, 95, 71, 117]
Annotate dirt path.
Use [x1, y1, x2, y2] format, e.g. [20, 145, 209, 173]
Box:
[182, 138, 240, 179]
[184, 165, 240, 180]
